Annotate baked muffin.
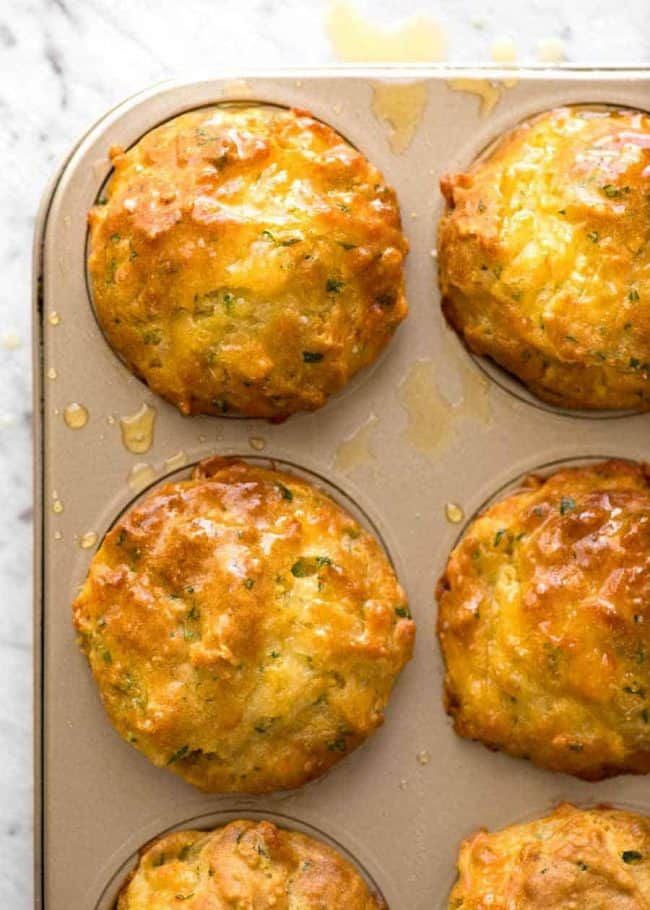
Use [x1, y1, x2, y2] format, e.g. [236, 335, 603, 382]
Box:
[118, 819, 385, 909]
[73, 456, 414, 792]
[88, 104, 408, 419]
[438, 105, 650, 411]
[437, 459, 650, 780]
[449, 803, 650, 910]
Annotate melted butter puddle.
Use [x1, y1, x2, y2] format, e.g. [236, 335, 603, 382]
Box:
[120, 403, 156, 454]
[63, 402, 89, 429]
[325, 0, 446, 62]
[447, 79, 504, 116]
[372, 82, 428, 154]
[334, 414, 378, 473]
[79, 531, 98, 550]
[128, 462, 156, 493]
[398, 357, 491, 455]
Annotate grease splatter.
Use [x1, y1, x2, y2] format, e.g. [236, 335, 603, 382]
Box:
[334, 414, 378, 473]
[120, 403, 156, 454]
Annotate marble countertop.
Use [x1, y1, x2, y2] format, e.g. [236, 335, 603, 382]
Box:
[1, 0, 648, 904]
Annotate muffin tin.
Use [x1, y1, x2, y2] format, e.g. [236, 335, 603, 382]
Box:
[34, 69, 650, 908]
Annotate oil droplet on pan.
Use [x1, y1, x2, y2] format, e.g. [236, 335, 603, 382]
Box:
[372, 82, 428, 153]
[248, 436, 267, 452]
[120, 403, 156, 454]
[325, 0, 446, 62]
[447, 78, 503, 116]
[334, 414, 378, 473]
[63, 402, 89, 429]
[79, 531, 98, 549]
[48, 311, 61, 326]
[54, 531, 63, 541]
[445, 502, 464, 523]
[398, 357, 491, 456]
[416, 749, 431, 765]
[52, 498, 64, 514]
[164, 450, 188, 472]
[398, 361, 452, 454]
[128, 462, 156, 493]
[47, 367, 57, 380]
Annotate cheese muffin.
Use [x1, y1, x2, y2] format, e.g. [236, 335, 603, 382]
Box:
[88, 104, 408, 419]
[437, 459, 650, 780]
[438, 106, 650, 411]
[118, 819, 385, 909]
[73, 457, 414, 793]
[449, 803, 650, 910]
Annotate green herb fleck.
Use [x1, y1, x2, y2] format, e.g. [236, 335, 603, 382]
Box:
[629, 289, 640, 302]
[622, 851, 643, 864]
[303, 351, 324, 362]
[167, 745, 189, 765]
[326, 278, 344, 294]
[602, 184, 623, 198]
[395, 606, 411, 618]
[276, 482, 293, 501]
[327, 738, 347, 752]
[560, 497, 576, 515]
[587, 231, 600, 243]
[244, 578, 255, 590]
[494, 528, 506, 546]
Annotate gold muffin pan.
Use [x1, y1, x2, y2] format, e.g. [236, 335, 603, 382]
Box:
[34, 69, 650, 909]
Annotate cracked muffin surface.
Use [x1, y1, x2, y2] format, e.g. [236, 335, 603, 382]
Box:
[437, 459, 650, 780]
[88, 104, 408, 419]
[73, 456, 414, 793]
[438, 105, 650, 411]
[118, 819, 385, 909]
[449, 803, 650, 910]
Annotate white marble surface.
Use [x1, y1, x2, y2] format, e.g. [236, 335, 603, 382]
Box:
[1, 0, 649, 904]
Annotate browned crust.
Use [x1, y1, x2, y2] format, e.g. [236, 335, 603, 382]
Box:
[88, 105, 408, 419]
[438, 106, 650, 411]
[73, 457, 414, 793]
[437, 459, 650, 780]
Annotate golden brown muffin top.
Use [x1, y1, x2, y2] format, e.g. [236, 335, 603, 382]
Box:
[118, 819, 385, 909]
[73, 457, 414, 793]
[438, 106, 650, 411]
[88, 104, 408, 418]
[449, 803, 650, 910]
[437, 460, 650, 780]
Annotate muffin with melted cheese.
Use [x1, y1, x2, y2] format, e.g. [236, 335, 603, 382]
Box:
[88, 104, 408, 419]
[449, 803, 650, 910]
[437, 459, 650, 780]
[73, 456, 414, 793]
[118, 819, 385, 909]
[438, 106, 650, 411]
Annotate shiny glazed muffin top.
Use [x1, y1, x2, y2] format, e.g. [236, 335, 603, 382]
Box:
[449, 803, 650, 910]
[73, 457, 414, 793]
[438, 106, 650, 411]
[437, 460, 650, 780]
[118, 819, 385, 909]
[88, 104, 408, 418]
